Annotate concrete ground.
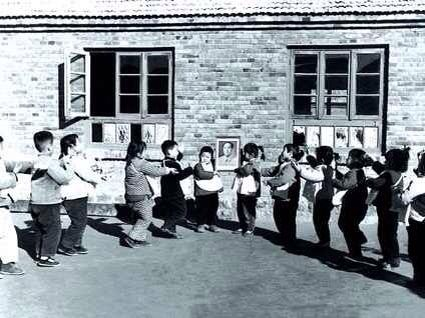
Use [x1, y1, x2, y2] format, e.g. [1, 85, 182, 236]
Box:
[1, 213, 425, 318]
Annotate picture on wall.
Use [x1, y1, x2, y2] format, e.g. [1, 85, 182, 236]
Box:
[155, 124, 169, 145]
[335, 127, 349, 148]
[216, 137, 240, 171]
[320, 126, 334, 147]
[142, 124, 155, 144]
[306, 126, 320, 147]
[364, 127, 378, 148]
[116, 123, 130, 144]
[103, 123, 116, 144]
[349, 127, 364, 148]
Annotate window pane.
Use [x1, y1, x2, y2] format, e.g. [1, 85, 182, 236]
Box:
[323, 96, 347, 116]
[293, 96, 317, 115]
[92, 123, 103, 143]
[356, 75, 380, 94]
[120, 95, 140, 114]
[294, 54, 317, 73]
[71, 55, 85, 73]
[148, 96, 168, 114]
[325, 75, 348, 94]
[357, 54, 380, 73]
[120, 76, 140, 94]
[356, 96, 379, 115]
[294, 75, 317, 94]
[120, 55, 140, 74]
[70, 95, 85, 113]
[148, 55, 169, 74]
[148, 75, 169, 94]
[325, 54, 349, 74]
[70, 74, 85, 93]
[131, 124, 142, 142]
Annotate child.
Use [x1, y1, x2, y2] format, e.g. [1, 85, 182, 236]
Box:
[402, 151, 425, 286]
[332, 149, 368, 259]
[124, 141, 175, 247]
[58, 134, 103, 255]
[292, 146, 334, 247]
[0, 136, 25, 275]
[366, 148, 410, 269]
[31, 131, 74, 267]
[160, 140, 193, 239]
[262, 144, 304, 247]
[233, 143, 261, 237]
[194, 146, 223, 233]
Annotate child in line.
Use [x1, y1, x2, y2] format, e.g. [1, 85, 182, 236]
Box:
[30, 131, 74, 267]
[194, 146, 223, 233]
[58, 134, 103, 256]
[0, 136, 25, 276]
[332, 149, 368, 259]
[293, 146, 334, 247]
[262, 144, 304, 247]
[124, 141, 175, 247]
[366, 148, 410, 269]
[402, 151, 425, 287]
[233, 143, 261, 237]
[160, 140, 193, 239]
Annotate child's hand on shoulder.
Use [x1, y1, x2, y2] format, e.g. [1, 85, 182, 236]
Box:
[291, 160, 301, 172]
[13, 162, 23, 174]
[167, 167, 178, 174]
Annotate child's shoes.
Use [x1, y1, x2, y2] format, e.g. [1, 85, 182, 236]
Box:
[0, 262, 25, 275]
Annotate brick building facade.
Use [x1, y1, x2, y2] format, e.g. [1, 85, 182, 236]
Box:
[1, 0, 425, 219]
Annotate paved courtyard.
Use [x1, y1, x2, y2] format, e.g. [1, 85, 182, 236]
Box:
[1, 212, 424, 318]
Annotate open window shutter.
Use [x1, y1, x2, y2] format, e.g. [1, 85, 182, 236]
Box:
[64, 51, 90, 117]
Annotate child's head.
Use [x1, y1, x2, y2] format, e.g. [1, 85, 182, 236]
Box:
[199, 146, 214, 164]
[385, 148, 410, 173]
[414, 150, 425, 177]
[243, 143, 258, 161]
[257, 145, 266, 161]
[347, 148, 366, 169]
[161, 140, 179, 159]
[126, 141, 147, 161]
[280, 144, 305, 163]
[315, 146, 334, 166]
[60, 134, 82, 157]
[33, 130, 54, 155]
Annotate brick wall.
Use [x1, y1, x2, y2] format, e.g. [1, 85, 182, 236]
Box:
[1, 24, 424, 219]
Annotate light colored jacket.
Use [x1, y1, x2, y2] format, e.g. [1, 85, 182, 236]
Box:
[0, 159, 17, 207]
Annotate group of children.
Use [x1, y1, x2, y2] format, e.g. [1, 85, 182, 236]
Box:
[1, 131, 425, 288]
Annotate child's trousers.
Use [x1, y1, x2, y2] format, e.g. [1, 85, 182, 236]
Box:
[338, 203, 368, 256]
[31, 203, 61, 258]
[313, 199, 334, 244]
[237, 194, 257, 232]
[273, 199, 298, 244]
[127, 198, 154, 242]
[377, 206, 400, 265]
[408, 218, 425, 285]
[196, 193, 219, 226]
[61, 197, 88, 248]
[0, 207, 19, 264]
[162, 197, 187, 233]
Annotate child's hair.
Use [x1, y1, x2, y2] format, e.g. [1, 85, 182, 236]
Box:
[243, 143, 259, 159]
[257, 145, 266, 161]
[161, 140, 178, 156]
[283, 143, 305, 162]
[177, 151, 184, 161]
[385, 147, 410, 173]
[414, 150, 425, 177]
[60, 134, 78, 157]
[0, 136, 3, 143]
[315, 146, 334, 166]
[348, 148, 366, 169]
[199, 146, 214, 160]
[33, 130, 53, 152]
[126, 141, 147, 161]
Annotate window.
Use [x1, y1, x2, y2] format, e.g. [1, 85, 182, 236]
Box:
[290, 47, 386, 152]
[65, 49, 173, 151]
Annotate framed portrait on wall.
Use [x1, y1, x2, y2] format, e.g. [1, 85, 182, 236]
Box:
[216, 137, 240, 171]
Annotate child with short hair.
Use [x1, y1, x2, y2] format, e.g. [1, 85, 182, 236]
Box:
[0, 136, 25, 276]
[58, 134, 103, 255]
[160, 140, 193, 239]
[31, 131, 74, 267]
[292, 146, 335, 247]
[262, 144, 304, 247]
[124, 141, 175, 247]
[194, 146, 223, 233]
[366, 148, 410, 269]
[233, 143, 261, 237]
[332, 149, 368, 259]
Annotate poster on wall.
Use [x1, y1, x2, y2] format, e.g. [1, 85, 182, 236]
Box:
[320, 126, 334, 147]
[335, 127, 348, 148]
[293, 126, 306, 146]
[103, 123, 116, 144]
[142, 124, 155, 144]
[364, 127, 378, 148]
[155, 124, 169, 145]
[349, 127, 364, 148]
[216, 137, 240, 171]
[306, 126, 320, 147]
[116, 123, 130, 144]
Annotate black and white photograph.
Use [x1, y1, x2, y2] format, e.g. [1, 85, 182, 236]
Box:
[1, 1, 425, 317]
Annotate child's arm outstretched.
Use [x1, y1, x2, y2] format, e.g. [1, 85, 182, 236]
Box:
[134, 159, 172, 178]
[292, 161, 324, 183]
[47, 159, 74, 185]
[234, 162, 254, 177]
[332, 169, 358, 190]
[267, 165, 296, 188]
[194, 163, 214, 180]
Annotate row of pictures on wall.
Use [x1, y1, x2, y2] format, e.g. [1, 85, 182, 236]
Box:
[293, 125, 379, 149]
[91, 122, 170, 145]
